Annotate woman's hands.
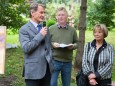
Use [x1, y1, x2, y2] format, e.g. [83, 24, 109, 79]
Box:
[89, 78, 98, 86]
[88, 73, 98, 86]
[88, 73, 96, 80]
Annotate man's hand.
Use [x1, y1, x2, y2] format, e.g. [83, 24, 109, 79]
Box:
[67, 44, 73, 49]
[53, 42, 60, 48]
[40, 27, 47, 36]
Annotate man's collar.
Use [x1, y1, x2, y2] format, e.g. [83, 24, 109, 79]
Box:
[30, 19, 38, 28]
[57, 24, 68, 29]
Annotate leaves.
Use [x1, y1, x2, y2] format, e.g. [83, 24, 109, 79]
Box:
[87, 0, 115, 30]
[0, 0, 29, 29]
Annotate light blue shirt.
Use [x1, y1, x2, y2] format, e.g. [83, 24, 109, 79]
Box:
[30, 20, 38, 30]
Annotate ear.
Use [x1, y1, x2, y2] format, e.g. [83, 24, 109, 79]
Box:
[31, 11, 35, 17]
[31, 11, 33, 16]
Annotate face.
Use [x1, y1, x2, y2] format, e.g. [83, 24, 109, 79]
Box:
[56, 10, 68, 24]
[93, 27, 104, 41]
[31, 6, 45, 23]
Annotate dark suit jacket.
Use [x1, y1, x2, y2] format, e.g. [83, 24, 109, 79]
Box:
[19, 22, 54, 79]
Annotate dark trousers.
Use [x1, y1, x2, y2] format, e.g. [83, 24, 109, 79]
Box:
[96, 78, 111, 86]
[25, 65, 51, 86]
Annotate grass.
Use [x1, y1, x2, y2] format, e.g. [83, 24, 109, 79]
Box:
[0, 29, 115, 86]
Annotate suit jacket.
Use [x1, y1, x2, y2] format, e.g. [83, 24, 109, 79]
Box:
[82, 40, 114, 80]
[19, 22, 54, 79]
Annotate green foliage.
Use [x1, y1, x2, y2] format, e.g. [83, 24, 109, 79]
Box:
[46, 19, 56, 27]
[7, 28, 17, 35]
[46, 3, 57, 20]
[87, 0, 115, 30]
[35, 0, 46, 5]
[0, 0, 29, 29]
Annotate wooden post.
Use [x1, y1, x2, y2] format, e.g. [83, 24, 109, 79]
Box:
[0, 26, 6, 74]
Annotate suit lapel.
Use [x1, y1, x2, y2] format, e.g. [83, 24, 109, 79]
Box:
[27, 22, 38, 34]
[27, 21, 49, 49]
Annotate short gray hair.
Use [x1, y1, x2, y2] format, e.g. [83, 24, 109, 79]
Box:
[93, 24, 108, 38]
[29, 2, 45, 17]
[57, 7, 68, 16]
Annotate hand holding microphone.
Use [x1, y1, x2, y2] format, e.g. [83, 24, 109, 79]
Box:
[40, 21, 47, 37]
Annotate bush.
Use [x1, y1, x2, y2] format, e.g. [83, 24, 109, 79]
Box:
[46, 19, 56, 27]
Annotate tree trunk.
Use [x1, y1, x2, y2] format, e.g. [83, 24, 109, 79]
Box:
[74, 0, 87, 70]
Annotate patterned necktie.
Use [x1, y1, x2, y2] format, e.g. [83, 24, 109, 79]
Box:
[37, 24, 42, 32]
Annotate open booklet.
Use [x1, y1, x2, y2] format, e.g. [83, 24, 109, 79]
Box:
[59, 43, 73, 48]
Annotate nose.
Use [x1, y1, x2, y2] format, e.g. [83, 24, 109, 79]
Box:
[94, 32, 98, 35]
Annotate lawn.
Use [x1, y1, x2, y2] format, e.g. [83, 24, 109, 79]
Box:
[0, 29, 115, 86]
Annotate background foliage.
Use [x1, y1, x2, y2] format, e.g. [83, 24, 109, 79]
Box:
[87, 0, 115, 30]
[0, 0, 114, 31]
[0, 0, 29, 30]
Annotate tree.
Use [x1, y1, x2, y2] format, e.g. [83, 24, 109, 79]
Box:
[87, 0, 115, 30]
[74, 0, 87, 70]
[0, 0, 29, 29]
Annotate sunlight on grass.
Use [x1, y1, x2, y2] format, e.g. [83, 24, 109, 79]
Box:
[6, 34, 20, 46]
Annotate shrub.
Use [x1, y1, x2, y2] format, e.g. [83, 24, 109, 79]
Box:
[46, 19, 56, 27]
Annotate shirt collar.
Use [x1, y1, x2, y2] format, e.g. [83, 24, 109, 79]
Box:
[91, 39, 107, 48]
[30, 19, 39, 28]
[57, 24, 68, 29]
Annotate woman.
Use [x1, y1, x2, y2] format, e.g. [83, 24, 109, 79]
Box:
[82, 24, 114, 86]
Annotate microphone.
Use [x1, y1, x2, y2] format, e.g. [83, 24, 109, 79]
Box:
[43, 21, 46, 27]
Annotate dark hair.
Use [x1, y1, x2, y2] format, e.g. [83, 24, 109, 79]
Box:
[29, 2, 45, 18]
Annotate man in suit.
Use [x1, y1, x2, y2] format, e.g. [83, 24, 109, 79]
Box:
[19, 2, 53, 86]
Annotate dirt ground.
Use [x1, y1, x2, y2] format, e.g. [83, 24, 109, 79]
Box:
[0, 75, 16, 86]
